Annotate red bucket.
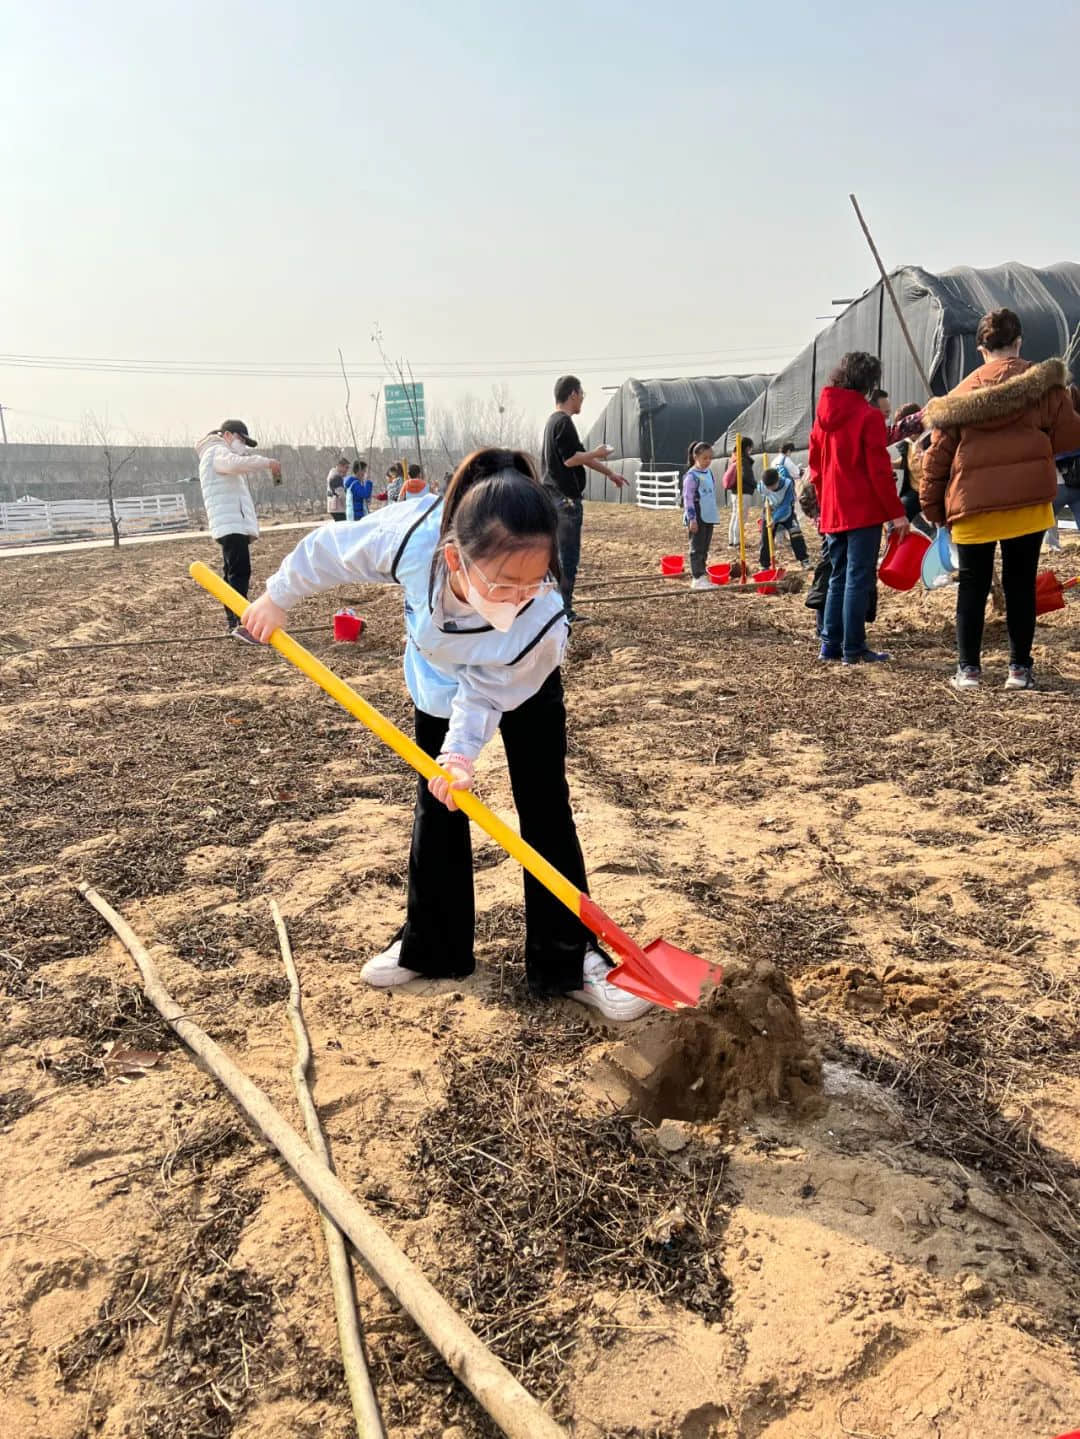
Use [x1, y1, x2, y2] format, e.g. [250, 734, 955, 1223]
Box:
[333, 609, 365, 642]
[707, 563, 731, 586]
[878, 528, 931, 591]
[661, 554, 685, 576]
[752, 566, 785, 595]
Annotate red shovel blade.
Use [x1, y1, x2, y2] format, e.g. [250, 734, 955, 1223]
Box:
[607, 938, 721, 1011]
[610, 938, 720, 1010]
[606, 962, 688, 1010]
[753, 566, 785, 595]
[1035, 570, 1078, 616]
[580, 896, 721, 1009]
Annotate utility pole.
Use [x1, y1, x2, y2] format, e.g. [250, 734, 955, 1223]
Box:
[0, 404, 8, 444]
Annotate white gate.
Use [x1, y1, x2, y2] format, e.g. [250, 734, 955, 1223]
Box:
[635, 470, 680, 510]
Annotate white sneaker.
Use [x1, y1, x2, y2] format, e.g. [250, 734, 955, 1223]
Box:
[1004, 665, 1035, 691]
[567, 948, 653, 1021]
[691, 575, 712, 590]
[949, 665, 981, 690]
[359, 939, 421, 988]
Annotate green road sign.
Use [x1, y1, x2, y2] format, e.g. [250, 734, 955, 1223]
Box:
[384, 382, 425, 438]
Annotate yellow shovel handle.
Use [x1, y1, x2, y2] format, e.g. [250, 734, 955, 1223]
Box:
[190, 562, 583, 915]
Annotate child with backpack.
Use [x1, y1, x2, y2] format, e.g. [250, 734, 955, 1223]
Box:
[240, 446, 651, 1022]
[723, 437, 757, 549]
[682, 441, 719, 589]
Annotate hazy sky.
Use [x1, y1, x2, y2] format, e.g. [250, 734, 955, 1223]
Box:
[4, 0, 1079, 447]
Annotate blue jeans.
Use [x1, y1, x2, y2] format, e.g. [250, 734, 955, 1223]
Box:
[823, 525, 882, 659]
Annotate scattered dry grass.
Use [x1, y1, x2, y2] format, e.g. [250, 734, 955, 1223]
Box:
[410, 1018, 731, 1419]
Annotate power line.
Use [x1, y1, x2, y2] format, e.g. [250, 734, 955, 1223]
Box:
[0, 342, 800, 382]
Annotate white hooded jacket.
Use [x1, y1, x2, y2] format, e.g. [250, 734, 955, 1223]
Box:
[196, 432, 276, 540]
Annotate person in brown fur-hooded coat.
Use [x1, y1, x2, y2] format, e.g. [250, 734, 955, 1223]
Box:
[918, 307, 1080, 691]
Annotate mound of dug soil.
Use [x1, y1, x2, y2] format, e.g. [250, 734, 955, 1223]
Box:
[595, 959, 824, 1125]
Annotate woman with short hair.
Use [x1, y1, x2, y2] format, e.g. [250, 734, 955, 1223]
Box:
[809, 351, 908, 664]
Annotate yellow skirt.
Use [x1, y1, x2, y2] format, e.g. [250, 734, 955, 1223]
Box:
[951, 502, 1054, 546]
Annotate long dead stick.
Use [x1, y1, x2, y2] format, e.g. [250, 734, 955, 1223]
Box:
[849, 193, 934, 395]
[77, 882, 566, 1439]
[270, 900, 385, 1439]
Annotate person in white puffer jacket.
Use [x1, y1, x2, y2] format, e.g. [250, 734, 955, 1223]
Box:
[195, 420, 281, 639]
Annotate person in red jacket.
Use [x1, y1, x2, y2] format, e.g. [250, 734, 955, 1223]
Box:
[809, 352, 909, 663]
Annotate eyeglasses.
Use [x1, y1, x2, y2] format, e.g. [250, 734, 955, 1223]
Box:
[464, 555, 557, 603]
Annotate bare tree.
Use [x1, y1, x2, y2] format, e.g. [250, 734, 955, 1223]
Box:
[427, 388, 539, 467]
[337, 346, 361, 459]
[372, 323, 424, 474]
[89, 414, 138, 548]
[365, 389, 381, 477]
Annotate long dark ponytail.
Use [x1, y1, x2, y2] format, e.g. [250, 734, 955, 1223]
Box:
[437, 447, 560, 576]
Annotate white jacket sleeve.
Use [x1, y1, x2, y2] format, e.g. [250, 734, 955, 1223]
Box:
[214, 450, 277, 476]
[442, 621, 568, 760]
[264, 514, 399, 610]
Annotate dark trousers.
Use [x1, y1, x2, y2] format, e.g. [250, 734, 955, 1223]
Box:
[823, 525, 882, 659]
[900, 487, 934, 536]
[397, 669, 591, 994]
[956, 530, 1043, 669]
[552, 494, 584, 610]
[759, 519, 809, 568]
[688, 521, 714, 578]
[218, 534, 251, 628]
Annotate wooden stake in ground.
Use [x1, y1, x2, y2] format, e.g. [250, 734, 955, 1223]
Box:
[849, 193, 934, 395]
[270, 899, 385, 1439]
[77, 882, 567, 1439]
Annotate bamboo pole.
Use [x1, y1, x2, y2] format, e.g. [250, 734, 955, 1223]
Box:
[849, 193, 934, 394]
[77, 882, 567, 1439]
[270, 901, 385, 1439]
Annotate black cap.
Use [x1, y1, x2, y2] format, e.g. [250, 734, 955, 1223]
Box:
[219, 419, 256, 447]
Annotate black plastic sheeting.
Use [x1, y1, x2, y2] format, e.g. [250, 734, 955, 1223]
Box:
[583, 375, 770, 501]
[717, 261, 1080, 456]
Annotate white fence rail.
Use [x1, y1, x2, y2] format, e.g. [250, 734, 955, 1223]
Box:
[635, 469, 681, 510]
[0, 494, 189, 544]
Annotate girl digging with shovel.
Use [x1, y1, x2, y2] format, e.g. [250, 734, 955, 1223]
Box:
[241, 446, 651, 1022]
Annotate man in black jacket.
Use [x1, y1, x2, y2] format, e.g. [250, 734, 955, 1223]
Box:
[540, 375, 626, 619]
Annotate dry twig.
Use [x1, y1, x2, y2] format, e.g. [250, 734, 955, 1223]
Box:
[77, 880, 567, 1439]
[270, 899, 385, 1439]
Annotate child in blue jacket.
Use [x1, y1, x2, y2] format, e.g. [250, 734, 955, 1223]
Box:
[760, 467, 810, 568]
[683, 442, 719, 588]
[344, 460, 373, 521]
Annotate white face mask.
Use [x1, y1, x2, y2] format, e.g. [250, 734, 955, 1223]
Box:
[228, 436, 248, 454]
[464, 578, 528, 632]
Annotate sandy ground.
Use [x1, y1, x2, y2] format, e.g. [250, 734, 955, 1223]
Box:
[1, 506, 1078, 1439]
